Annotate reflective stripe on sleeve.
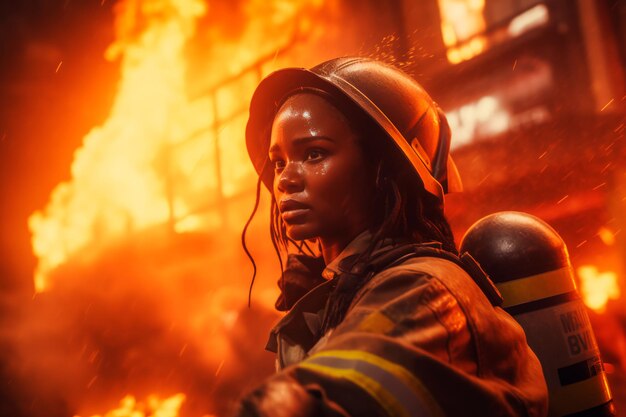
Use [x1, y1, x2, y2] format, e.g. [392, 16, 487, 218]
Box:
[298, 350, 444, 417]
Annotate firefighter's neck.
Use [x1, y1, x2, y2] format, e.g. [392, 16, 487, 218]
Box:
[319, 227, 368, 265]
[320, 242, 343, 265]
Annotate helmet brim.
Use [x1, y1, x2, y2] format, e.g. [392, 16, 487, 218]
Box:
[245, 66, 449, 201]
[246, 67, 335, 191]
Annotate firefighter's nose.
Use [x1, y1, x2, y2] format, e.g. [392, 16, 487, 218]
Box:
[276, 162, 304, 194]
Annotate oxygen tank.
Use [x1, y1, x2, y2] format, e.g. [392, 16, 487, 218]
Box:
[460, 211, 615, 417]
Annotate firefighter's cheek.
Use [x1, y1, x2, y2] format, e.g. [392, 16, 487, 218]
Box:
[305, 157, 372, 235]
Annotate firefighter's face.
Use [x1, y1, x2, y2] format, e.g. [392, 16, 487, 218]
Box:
[269, 93, 374, 245]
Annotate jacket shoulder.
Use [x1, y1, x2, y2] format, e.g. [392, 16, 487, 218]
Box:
[332, 256, 480, 372]
[353, 255, 486, 312]
[348, 256, 538, 380]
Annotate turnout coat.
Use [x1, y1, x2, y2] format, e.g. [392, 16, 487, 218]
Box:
[241, 232, 548, 417]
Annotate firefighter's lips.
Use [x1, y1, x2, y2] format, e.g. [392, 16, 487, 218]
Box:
[279, 200, 311, 223]
[281, 208, 311, 223]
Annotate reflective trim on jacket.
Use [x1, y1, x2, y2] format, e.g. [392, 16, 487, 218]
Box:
[259, 236, 548, 417]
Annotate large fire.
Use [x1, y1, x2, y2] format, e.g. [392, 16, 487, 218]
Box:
[19, 0, 626, 414]
[21, 0, 343, 416]
[27, 0, 333, 293]
[28, 0, 209, 293]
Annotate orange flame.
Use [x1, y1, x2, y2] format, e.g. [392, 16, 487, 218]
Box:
[28, 0, 208, 292]
[577, 265, 621, 313]
[597, 226, 616, 246]
[437, 0, 487, 64]
[21, 0, 339, 413]
[76, 393, 187, 417]
[27, 0, 329, 293]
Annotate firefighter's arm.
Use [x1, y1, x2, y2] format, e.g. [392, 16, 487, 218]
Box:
[293, 262, 546, 417]
[237, 268, 454, 417]
[239, 262, 545, 416]
[285, 269, 453, 417]
[236, 373, 349, 417]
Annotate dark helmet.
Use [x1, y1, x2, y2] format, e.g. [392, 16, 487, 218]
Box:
[245, 56, 462, 202]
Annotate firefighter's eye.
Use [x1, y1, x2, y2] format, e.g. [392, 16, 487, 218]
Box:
[305, 149, 326, 162]
[271, 158, 286, 171]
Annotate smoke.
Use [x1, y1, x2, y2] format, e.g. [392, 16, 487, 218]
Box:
[10, 218, 281, 417]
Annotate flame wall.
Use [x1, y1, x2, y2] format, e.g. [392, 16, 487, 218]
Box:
[2, 0, 625, 415]
[5, 1, 417, 416]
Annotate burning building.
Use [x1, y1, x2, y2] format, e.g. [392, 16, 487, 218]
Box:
[0, 0, 624, 416]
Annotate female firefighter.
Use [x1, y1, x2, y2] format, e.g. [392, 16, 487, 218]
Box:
[239, 57, 548, 417]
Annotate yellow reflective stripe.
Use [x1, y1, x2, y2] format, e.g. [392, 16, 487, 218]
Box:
[496, 267, 576, 308]
[549, 373, 612, 416]
[357, 311, 395, 333]
[308, 350, 444, 417]
[298, 361, 411, 417]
